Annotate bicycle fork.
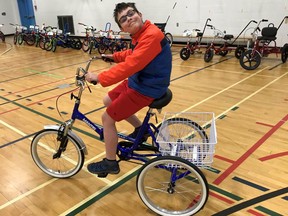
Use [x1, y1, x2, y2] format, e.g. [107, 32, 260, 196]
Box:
[53, 120, 74, 159]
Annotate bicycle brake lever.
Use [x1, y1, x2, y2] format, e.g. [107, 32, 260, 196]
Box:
[85, 80, 92, 93]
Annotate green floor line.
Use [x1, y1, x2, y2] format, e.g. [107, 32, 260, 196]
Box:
[255, 206, 283, 216]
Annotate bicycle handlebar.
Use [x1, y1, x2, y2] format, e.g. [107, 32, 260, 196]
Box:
[75, 56, 102, 86]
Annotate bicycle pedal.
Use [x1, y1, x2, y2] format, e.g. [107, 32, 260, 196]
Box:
[97, 172, 108, 178]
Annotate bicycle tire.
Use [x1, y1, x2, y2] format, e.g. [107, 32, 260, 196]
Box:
[281, 44, 288, 63]
[13, 34, 18, 44]
[52, 39, 57, 52]
[218, 45, 228, 56]
[165, 32, 173, 47]
[82, 38, 90, 52]
[39, 37, 45, 50]
[0, 31, 5, 42]
[234, 46, 245, 59]
[180, 48, 191, 60]
[97, 43, 107, 54]
[25, 34, 36, 46]
[204, 49, 214, 62]
[44, 40, 53, 51]
[137, 156, 209, 216]
[31, 129, 85, 178]
[17, 34, 24, 45]
[239, 49, 261, 70]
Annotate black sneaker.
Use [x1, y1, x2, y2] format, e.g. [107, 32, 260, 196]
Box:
[87, 158, 120, 175]
[129, 126, 149, 143]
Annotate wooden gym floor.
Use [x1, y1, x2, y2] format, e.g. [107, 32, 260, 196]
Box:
[0, 37, 287, 216]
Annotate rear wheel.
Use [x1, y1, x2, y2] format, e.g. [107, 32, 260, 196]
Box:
[240, 49, 261, 70]
[281, 44, 288, 63]
[137, 156, 209, 216]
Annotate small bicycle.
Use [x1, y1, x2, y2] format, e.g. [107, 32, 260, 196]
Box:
[30, 57, 217, 216]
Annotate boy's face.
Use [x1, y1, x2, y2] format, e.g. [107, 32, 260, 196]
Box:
[117, 7, 143, 35]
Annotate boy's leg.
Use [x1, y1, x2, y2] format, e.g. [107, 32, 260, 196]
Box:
[102, 111, 118, 160]
[104, 94, 142, 128]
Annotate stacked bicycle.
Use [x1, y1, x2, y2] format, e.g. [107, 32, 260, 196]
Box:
[30, 57, 217, 216]
[44, 27, 82, 52]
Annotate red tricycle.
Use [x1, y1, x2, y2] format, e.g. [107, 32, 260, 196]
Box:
[239, 16, 288, 70]
[180, 18, 211, 60]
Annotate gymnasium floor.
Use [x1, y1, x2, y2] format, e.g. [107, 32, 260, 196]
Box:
[0, 37, 287, 216]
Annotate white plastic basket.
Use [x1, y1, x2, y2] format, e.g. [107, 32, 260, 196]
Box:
[156, 112, 217, 168]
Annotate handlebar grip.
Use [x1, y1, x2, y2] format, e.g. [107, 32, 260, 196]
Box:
[252, 20, 257, 23]
[91, 81, 97, 85]
[262, 19, 268, 22]
[207, 24, 213, 28]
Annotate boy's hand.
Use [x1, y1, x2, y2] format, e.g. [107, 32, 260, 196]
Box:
[101, 54, 114, 62]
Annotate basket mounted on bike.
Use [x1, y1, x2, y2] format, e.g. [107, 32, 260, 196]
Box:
[156, 112, 217, 168]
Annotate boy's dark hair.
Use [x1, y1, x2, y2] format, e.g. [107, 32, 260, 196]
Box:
[114, 2, 139, 28]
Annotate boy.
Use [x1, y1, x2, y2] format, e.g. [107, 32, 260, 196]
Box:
[85, 2, 172, 174]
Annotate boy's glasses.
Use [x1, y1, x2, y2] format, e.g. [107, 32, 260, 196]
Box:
[118, 9, 136, 24]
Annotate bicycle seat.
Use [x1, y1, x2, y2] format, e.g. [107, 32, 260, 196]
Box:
[223, 34, 234, 40]
[197, 32, 203, 37]
[149, 88, 172, 109]
[257, 27, 277, 41]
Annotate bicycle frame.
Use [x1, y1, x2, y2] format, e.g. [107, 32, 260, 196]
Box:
[57, 62, 162, 163]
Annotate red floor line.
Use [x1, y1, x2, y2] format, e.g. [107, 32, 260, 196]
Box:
[213, 114, 288, 185]
[0, 107, 20, 115]
[209, 191, 234, 204]
[214, 154, 235, 163]
[256, 122, 274, 127]
[2, 67, 106, 97]
[259, 151, 288, 161]
[3, 78, 65, 97]
[26, 88, 77, 106]
[247, 209, 266, 216]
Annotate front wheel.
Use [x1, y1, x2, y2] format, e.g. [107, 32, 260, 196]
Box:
[165, 32, 173, 47]
[31, 129, 85, 178]
[44, 40, 53, 51]
[137, 156, 209, 216]
[180, 47, 191, 60]
[281, 44, 288, 63]
[239, 49, 261, 70]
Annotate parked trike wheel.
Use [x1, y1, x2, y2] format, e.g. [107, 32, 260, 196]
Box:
[235, 46, 245, 59]
[281, 44, 288, 63]
[204, 49, 214, 62]
[240, 49, 261, 70]
[180, 47, 191, 60]
[218, 45, 228, 56]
